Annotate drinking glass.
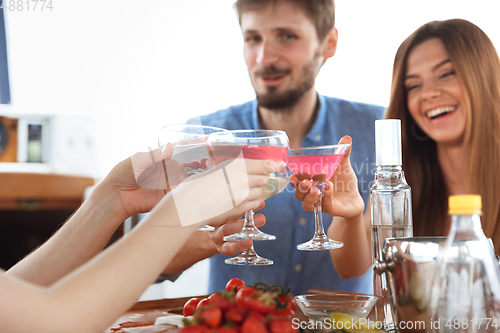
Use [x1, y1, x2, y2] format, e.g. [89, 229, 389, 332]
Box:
[286, 144, 350, 251]
[208, 129, 289, 265]
[158, 124, 228, 231]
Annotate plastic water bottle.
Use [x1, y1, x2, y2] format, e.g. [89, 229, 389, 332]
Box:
[428, 195, 500, 333]
[370, 119, 413, 331]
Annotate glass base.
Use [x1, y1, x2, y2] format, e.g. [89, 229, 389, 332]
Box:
[297, 238, 344, 251]
[225, 254, 274, 266]
[198, 225, 215, 231]
[223, 229, 276, 241]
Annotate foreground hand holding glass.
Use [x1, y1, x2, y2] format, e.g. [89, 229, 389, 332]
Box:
[286, 144, 350, 251]
[208, 129, 289, 265]
[158, 124, 229, 230]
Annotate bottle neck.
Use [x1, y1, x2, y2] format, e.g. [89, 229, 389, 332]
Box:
[375, 165, 402, 172]
[449, 213, 485, 241]
[373, 165, 406, 183]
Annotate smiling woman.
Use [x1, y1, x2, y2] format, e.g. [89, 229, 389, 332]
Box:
[404, 38, 467, 146]
[385, 19, 500, 247]
[306, 16, 500, 283]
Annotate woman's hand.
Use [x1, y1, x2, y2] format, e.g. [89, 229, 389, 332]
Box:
[104, 144, 180, 221]
[289, 136, 365, 218]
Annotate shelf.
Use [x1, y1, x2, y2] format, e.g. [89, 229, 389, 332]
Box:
[0, 172, 95, 210]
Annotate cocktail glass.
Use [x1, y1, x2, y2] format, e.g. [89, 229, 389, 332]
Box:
[208, 129, 289, 265]
[158, 124, 228, 231]
[286, 144, 350, 251]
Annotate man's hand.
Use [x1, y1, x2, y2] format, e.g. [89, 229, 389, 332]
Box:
[158, 177, 269, 277]
[209, 198, 266, 256]
[209, 215, 266, 255]
[289, 136, 364, 218]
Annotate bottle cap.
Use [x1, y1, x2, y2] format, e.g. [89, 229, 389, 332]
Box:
[449, 195, 482, 215]
[375, 119, 402, 166]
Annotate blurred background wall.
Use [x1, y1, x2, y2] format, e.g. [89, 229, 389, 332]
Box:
[5, 0, 500, 176]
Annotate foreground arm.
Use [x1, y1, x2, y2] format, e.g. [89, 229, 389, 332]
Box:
[6, 147, 173, 286]
[290, 136, 372, 278]
[0, 159, 283, 333]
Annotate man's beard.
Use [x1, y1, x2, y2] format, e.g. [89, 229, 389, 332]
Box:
[251, 53, 319, 111]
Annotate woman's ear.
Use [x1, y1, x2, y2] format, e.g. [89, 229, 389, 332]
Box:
[322, 27, 338, 60]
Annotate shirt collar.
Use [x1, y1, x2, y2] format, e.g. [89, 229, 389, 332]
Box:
[251, 99, 262, 129]
[302, 93, 327, 147]
[250, 93, 327, 146]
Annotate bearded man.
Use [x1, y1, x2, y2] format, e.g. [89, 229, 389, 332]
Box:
[175, 0, 385, 295]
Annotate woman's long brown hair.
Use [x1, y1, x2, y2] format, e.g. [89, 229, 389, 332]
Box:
[385, 19, 500, 251]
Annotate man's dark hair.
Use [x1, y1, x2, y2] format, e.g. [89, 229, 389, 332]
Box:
[234, 0, 335, 42]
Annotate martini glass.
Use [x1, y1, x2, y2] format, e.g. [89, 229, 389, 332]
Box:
[158, 124, 228, 230]
[286, 144, 350, 251]
[208, 129, 289, 265]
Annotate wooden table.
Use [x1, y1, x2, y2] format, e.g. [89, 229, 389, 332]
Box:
[105, 297, 193, 333]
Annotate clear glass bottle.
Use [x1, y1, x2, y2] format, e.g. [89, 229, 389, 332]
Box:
[371, 119, 413, 331]
[428, 195, 500, 333]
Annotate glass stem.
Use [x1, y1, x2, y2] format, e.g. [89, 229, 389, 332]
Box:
[313, 190, 328, 239]
[239, 245, 257, 257]
[243, 210, 257, 231]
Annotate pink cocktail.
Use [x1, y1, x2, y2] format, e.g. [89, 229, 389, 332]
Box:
[208, 130, 290, 266]
[285, 154, 344, 184]
[211, 144, 289, 200]
[286, 144, 350, 251]
[212, 144, 288, 162]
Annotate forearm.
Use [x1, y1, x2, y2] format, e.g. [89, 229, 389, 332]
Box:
[328, 213, 372, 279]
[161, 230, 218, 276]
[0, 156, 274, 333]
[6, 178, 128, 286]
[0, 194, 196, 333]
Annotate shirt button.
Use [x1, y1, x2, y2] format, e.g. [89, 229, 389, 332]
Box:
[315, 134, 321, 141]
[295, 264, 302, 272]
[299, 218, 306, 226]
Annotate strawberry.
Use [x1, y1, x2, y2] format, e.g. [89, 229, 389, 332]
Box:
[196, 306, 223, 328]
[208, 291, 236, 312]
[246, 290, 278, 315]
[224, 307, 246, 324]
[270, 294, 296, 318]
[242, 312, 268, 333]
[235, 286, 257, 310]
[269, 319, 298, 333]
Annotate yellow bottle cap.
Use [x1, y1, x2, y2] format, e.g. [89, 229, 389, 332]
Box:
[449, 194, 482, 215]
